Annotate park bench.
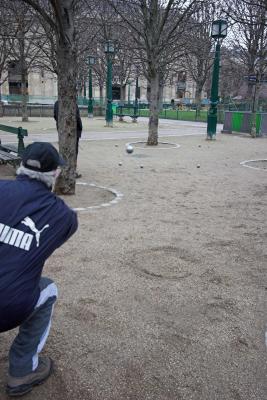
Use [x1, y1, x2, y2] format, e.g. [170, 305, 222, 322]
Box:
[115, 105, 139, 123]
[0, 124, 28, 167]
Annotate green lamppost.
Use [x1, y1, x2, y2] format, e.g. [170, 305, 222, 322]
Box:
[88, 56, 95, 118]
[105, 40, 115, 127]
[207, 19, 227, 139]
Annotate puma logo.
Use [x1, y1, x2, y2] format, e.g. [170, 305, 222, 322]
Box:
[21, 217, 49, 247]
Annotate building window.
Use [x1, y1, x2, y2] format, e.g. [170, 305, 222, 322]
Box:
[8, 60, 28, 95]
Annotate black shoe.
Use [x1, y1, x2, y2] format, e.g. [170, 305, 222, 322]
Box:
[75, 172, 82, 179]
[6, 356, 53, 397]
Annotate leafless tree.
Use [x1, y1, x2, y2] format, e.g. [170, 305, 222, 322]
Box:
[224, 0, 267, 136]
[21, 0, 90, 194]
[218, 47, 246, 102]
[105, 0, 200, 145]
[182, 1, 215, 116]
[5, 1, 48, 122]
[0, 3, 16, 108]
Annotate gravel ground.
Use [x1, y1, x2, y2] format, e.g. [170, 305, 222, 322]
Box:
[0, 132, 266, 400]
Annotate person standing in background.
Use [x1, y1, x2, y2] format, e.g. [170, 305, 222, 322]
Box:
[54, 100, 83, 178]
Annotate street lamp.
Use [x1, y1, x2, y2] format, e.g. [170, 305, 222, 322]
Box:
[88, 56, 96, 118]
[105, 40, 115, 127]
[207, 19, 227, 139]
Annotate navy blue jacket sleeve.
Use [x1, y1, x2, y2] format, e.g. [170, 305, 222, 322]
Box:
[56, 208, 78, 249]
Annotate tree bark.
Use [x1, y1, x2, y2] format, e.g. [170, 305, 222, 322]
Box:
[159, 73, 164, 111]
[54, 3, 77, 195]
[99, 84, 104, 105]
[246, 82, 254, 101]
[120, 80, 124, 102]
[19, 31, 29, 122]
[21, 67, 28, 122]
[147, 72, 160, 145]
[0, 83, 3, 117]
[250, 77, 261, 138]
[195, 84, 202, 119]
[20, 0, 77, 194]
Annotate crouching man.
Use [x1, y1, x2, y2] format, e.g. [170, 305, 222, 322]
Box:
[0, 142, 78, 397]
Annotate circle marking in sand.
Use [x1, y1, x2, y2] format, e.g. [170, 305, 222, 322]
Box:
[126, 141, 180, 149]
[72, 182, 123, 212]
[240, 159, 267, 171]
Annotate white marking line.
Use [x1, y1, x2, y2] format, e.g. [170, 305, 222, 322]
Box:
[240, 159, 267, 171]
[80, 133, 202, 142]
[126, 141, 181, 149]
[72, 182, 123, 212]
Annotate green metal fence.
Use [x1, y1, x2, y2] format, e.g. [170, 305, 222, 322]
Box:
[139, 108, 208, 122]
[131, 108, 224, 124]
[1, 95, 226, 123]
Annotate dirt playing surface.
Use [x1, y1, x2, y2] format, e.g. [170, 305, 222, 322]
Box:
[0, 132, 266, 400]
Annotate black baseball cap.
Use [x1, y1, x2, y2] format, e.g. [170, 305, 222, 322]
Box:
[22, 142, 66, 172]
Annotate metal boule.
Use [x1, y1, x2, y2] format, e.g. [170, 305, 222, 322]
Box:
[126, 144, 134, 154]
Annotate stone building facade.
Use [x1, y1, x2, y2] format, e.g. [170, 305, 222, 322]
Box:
[1, 65, 204, 104]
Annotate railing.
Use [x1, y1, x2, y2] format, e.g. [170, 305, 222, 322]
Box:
[138, 108, 224, 124]
[0, 103, 104, 118]
[0, 95, 227, 123]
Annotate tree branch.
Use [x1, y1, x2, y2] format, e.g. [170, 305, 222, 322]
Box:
[22, 0, 57, 32]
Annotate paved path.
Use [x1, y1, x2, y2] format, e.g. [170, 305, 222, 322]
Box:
[0, 116, 223, 143]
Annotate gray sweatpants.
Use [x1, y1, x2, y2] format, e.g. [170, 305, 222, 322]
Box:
[9, 277, 58, 377]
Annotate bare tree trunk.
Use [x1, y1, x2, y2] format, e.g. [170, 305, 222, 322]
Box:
[54, 5, 77, 195]
[195, 84, 202, 119]
[99, 84, 104, 105]
[250, 78, 261, 138]
[21, 67, 28, 122]
[120, 79, 124, 103]
[159, 73, 164, 111]
[246, 82, 254, 102]
[20, 0, 78, 194]
[0, 83, 3, 117]
[18, 30, 28, 122]
[147, 72, 160, 145]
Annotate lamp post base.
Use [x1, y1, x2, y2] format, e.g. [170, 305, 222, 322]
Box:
[105, 121, 113, 127]
[207, 112, 217, 139]
[206, 134, 216, 140]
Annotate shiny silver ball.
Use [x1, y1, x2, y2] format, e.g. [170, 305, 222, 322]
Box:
[126, 145, 134, 154]
[118, 162, 122, 166]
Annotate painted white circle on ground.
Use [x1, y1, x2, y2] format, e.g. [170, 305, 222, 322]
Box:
[71, 182, 123, 212]
[127, 141, 180, 149]
[240, 159, 267, 171]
